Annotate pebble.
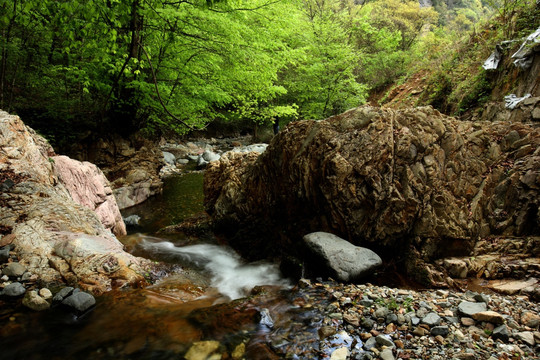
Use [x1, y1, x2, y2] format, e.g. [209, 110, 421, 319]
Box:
[258, 279, 540, 359]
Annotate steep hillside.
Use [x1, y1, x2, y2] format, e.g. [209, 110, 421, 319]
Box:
[379, 1, 540, 123]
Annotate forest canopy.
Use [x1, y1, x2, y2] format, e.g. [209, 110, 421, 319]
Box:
[0, 0, 509, 143]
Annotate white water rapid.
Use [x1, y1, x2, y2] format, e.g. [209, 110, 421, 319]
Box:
[140, 239, 291, 300]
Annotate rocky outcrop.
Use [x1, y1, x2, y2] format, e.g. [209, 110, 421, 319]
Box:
[204, 106, 540, 284]
[53, 155, 126, 236]
[68, 134, 164, 210]
[0, 111, 147, 293]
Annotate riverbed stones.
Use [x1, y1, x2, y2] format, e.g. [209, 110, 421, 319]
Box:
[458, 301, 487, 316]
[303, 232, 382, 281]
[471, 310, 505, 324]
[421, 312, 442, 326]
[2, 282, 26, 297]
[515, 331, 535, 346]
[0, 246, 10, 263]
[2, 262, 26, 277]
[22, 290, 50, 311]
[61, 291, 96, 312]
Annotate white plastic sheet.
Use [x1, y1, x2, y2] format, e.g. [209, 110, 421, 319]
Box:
[512, 27, 540, 69]
[504, 93, 532, 109]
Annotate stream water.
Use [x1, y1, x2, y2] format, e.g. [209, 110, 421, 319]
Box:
[1, 173, 321, 360]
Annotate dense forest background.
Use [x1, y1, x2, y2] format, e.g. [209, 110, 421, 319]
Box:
[0, 0, 536, 147]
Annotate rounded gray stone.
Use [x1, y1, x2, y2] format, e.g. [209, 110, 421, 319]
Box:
[62, 291, 96, 312]
[303, 232, 382, 281]
[2, 282, 26, 297]
[458, 301, 487, 316]
[430, 325, 449, 337]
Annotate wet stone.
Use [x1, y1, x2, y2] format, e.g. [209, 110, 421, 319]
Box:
[62, 291, 96, 312]
[2, 282, 26, 297]
[22, 290, 50, 311]
[0, 246, 10, 263]
[53, 287, 74, 302]
[2, 262, 26, 277]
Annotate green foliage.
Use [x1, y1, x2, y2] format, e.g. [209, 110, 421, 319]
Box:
[0, 0, 513, 142]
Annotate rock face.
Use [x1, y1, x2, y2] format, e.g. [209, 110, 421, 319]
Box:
[303, 232, 382, 281]
[53, 155, 126, 236]
[0, 111, 146, 293]
[204, 106, 540, 282]
[68, 134, 164, 210]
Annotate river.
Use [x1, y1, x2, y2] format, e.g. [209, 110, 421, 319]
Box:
[1, 172, 324, 360]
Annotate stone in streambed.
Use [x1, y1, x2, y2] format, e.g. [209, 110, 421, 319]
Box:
[2, 282, 26, 297]
[514, 331, 535, 346]
[0, 246, 10, 263]
[62, 291, 96, 312]
[22, 290, 50, 311]
[472, 311, 505, 324]
[457, 301, 487, 316]
[492, 325, 510, 342]
[380, 348, 395, 360]
[430, 326, 449, 337]
[3, 262, 26, 277]
[185, 341, 220, 360]
[330, 347, 349, 360]
[53, 286, 74, 302]
[303, 232, 382, 282]
[421, 312, 442, 326]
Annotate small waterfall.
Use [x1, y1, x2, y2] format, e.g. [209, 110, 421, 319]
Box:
[140, 239, 291, 300]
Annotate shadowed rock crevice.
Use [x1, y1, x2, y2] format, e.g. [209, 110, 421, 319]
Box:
[204, 106, 540, 284]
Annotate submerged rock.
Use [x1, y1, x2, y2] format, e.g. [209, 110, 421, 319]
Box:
[22, 290, 50, 311]
[303, 232, 382, 281]
[62, 291, 96, 312]
[2, 282, 26, 297]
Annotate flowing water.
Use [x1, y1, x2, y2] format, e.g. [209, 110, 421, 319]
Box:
[1, 172, 315, 360]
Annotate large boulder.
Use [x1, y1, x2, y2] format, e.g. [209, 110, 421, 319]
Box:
[303, 232, 382, 281]
[0, 111, 147, 293]
[204, 106, 540, 283]
[67, 134, 163, 210]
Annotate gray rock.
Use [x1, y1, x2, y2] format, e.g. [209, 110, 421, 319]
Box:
[162, 151, 176, 165]
[2, 262, 26, 277]
[22, 290, 50, 311]
[2, 282, 26, 296]
[0, 246, 10, 263]
[62, 291, 96, 312]
[375, 335, 394, 347]
[361, 317, 375, 329]
[359, 297, 373, 306]
[187, 154, 199, 162]
[176, 158, 189, 165]
[457, 301, 487, 316]
[374, 307, 390, 319]
[197, 155, 209, 168]
[492, 324, 510, 342]
[123, 214, 141, 226]
[202, 150, 221, 162]
[430, 326, 449, 337]
[303, 232, 382, 281]
[53, 286, 74, 302]
[386, 313, 398, 324]
[421, 312, 442, 327]
[473, 293, 490, 304]
[364, 337, 377, 350]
